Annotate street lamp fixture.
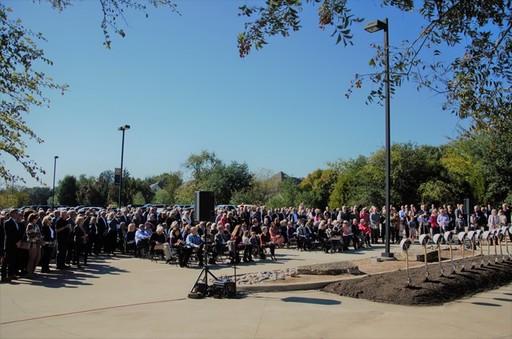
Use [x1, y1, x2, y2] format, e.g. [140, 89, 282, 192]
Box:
[118, 125, 130, 209]
[52, 155, 59, 209]
[365, 18, 394, 258]
[364, 19, 388, 33]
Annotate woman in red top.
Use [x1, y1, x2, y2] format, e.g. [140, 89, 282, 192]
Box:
[359, 207, 370, 224]
[218, 212, 228, 229]
[430, 209, 439, 235]
[358, 219, 371, 247]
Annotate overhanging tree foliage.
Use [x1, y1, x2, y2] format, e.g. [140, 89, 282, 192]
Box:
[238, 0, 512, 133]
[44, 0, 178, 49]
[0, 4, 67, 183]
[0, 1, 176, 183]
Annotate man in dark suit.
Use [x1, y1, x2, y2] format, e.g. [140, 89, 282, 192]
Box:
[103, 212, 119, 255]
[1, 211, 8, 282]
[3, 209, 23, 280]
[55, 210, 72, 269]
[96, 210, 108, 254]
[119, 209, 131, 225]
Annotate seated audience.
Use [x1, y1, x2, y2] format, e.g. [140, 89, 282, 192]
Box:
[135, 224, 150, 257]
[170, 225, 184, 260]
[330, 221, 343, 252]
[316, 221, 330, 253]
[241, 230, 253, 262]
[180, 226, 204, 267]
[297, 219, 313, 251]
[214, 226, 231, 260]
[259, 226, 276, 260]
[124, 223, 137, 255]
[150, 225, 173, 263]
[269, 221, 284, 246]
[358, 219, 371, 248]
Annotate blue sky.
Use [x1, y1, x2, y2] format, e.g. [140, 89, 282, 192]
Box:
[5, 0, 467, 188]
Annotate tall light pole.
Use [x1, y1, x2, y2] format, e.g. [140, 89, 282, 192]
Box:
[365, 18, 393, 258]
[118, 125, 130, 209]
[52, 155, 59, 209]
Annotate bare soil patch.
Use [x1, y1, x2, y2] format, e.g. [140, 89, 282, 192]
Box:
[323, 256, 512, 306]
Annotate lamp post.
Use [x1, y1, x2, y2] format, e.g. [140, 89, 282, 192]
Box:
[118, 125, 130, 209]
[52, 155, 59, 209]
[365, 18, 393, 258]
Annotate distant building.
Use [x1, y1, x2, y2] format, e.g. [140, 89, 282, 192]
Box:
[267, 171, 302, 186]
[149, 182, 164, 192]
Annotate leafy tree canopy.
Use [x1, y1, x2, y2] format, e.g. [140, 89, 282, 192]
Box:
[184, 150, 222, 183]
[205, 161, 254, 204]
[57, 175, 78, 206]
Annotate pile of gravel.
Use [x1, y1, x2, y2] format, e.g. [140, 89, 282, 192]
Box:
[235, 268, 299, 285]
[234, 261, 364, 285]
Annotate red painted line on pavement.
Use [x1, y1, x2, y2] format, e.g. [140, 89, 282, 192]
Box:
[1, 297, 187, 325]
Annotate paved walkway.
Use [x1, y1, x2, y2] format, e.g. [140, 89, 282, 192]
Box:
[1, 244, 511, 338]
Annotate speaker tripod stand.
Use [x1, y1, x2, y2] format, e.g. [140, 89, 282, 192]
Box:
[188, 244, 218, 298]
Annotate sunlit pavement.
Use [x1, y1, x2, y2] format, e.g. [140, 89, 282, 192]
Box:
[1, 246, 511, 338]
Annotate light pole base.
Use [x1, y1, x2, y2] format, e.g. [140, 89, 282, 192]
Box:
[381, 252, 395, 259]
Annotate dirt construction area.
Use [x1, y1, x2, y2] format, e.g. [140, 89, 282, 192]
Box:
[238, 243, 512, 307]
[323, 255, 512, 305]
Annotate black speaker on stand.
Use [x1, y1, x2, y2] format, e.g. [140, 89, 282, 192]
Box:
[194, 191, 215, 223]
[188, 191, 238, 299]
[188, 191, 217, 299]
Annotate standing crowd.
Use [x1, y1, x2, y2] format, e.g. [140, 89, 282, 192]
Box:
[1, 202, 510, 283]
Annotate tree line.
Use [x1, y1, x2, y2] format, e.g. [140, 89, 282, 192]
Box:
[1, 129, 510, 210]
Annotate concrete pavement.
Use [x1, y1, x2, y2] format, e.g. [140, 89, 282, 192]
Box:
[1, 244, 511, 338]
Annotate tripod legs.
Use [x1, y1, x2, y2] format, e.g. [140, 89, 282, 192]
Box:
[189, 266, 219, 296]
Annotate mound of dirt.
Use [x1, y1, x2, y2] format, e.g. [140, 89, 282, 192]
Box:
[323, 256, 512, 306]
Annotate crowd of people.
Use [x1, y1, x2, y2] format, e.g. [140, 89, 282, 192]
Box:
[0, 201, 510, 283]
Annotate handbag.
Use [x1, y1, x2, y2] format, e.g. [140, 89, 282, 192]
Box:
[20, 241, 31, 250]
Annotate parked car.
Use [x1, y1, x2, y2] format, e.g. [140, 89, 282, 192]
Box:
[141, 203, 167, 214]
[143, 203, 166, 209]
[215, 204, 237, 212]
[77, 206, 105, 215]
[237, 204, 259, 210]
[18, 205, 54, 212]
[174, 204, 193, 210]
